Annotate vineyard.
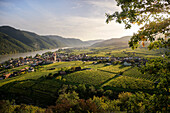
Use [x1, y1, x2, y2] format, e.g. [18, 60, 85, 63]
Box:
[84, 63, 105, 69]
[64, 70, 116, 86]
[0, 61, 92, 87]
[0, 78, 62, 105]
[0, 60, 161, 108]
[13, 80, 36, 88]
[32, 80, 62, 93]
[98, 65, 131, 74]
[123, 67, 159, 82]
[103, 76, 154, 90]
[85, 47, 163, 58]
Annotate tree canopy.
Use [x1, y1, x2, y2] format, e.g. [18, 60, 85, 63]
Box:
[106, 0, 170, 50]
[106, 1, 170, 112]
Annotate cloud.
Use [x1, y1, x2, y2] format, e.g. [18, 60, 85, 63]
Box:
[33, 15, 139, 41]
[84, 0, 119, 10]
[0, 0, 140, 41]
[0, 0, 15, 8]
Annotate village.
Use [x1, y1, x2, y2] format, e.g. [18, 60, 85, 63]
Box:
[0, 50, 147, 80]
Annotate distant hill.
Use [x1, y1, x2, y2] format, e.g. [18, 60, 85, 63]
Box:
[45, 35, 89, 47]
[0, 26, 90, 54]
[91, 36, 132, 48]
[84, 39, 104, 46]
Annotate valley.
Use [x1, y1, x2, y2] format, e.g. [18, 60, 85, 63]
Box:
[0, 47, 167, 112]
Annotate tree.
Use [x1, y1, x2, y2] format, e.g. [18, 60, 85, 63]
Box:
[0, 100, 16, 113]
[19, 57, 24, 61]
[57, 91, 79, 105]
[48, 91, 79, 113]
[118, 92, 132, 111]
[106, 0, 170, 112]
[139, 57, 170, 112]
[77, 84, 87, 98]
[106, 0, 170, 50]
[35, 54, 40, 58]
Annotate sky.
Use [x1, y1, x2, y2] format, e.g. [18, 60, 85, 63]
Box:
[0, 0, 141, 41]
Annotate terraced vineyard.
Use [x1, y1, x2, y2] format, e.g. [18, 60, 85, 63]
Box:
[103, 76, 154, 90]
[123, 67, 159, 82]
[64, 70, 116, 86]
[98, 65, 131, 74]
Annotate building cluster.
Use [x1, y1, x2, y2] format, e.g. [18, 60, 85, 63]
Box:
[0, 52, 147, 80]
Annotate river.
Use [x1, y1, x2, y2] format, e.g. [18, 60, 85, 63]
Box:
[0, 47, 69, 63]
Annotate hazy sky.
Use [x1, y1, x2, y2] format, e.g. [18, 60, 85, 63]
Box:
[0, 0, 140, 41]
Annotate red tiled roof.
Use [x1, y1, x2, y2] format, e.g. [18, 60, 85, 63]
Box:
[4, 73, 11, 79]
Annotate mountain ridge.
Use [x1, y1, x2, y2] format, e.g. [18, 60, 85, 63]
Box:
[0, 26, 89, 54]
[0, 26, 133, 55]
[91, 36, 132, 48]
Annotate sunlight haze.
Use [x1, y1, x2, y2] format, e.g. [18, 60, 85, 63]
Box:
[0, 0, 140, 40]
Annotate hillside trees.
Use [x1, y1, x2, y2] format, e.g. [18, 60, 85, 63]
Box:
[106, 0, 169, 112]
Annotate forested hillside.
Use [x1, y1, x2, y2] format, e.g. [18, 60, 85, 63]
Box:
[0, 26, 90, 54]
[0, 32, 33, 54]
[45, 35, 89, 47]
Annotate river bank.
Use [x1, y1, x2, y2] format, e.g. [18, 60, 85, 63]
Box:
[0, 47, 70, 63]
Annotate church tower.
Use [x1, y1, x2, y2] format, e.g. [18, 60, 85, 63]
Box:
[53, 52, 56, 61]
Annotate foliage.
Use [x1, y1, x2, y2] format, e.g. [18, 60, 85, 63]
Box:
[0, 26, 90, 54]
[56, 76, 62, 80]
[57, 91, 79, 105]
[127, 91, 170, 113]
[139, 57, 170, 112]
[106, 1, 170, 112]
[123, 67, 159, 81]
[0, 33, 31, 55]
[0, 100, 45, 113]
[106, 0, 170, 50]
[118, 92, 132, 111]
[140, 58, 169, 77]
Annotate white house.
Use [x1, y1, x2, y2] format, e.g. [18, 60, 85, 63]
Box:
[123, 61, 132, 66]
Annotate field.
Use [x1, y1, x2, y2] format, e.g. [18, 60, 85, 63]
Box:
[0, 61, 92, 87]
[57, 47, 164, 58]
[103, 76, 154, 90]
[0, 49, 162, 108]
[0, 61, 156, 93]
[64, 70, 116, 86]
[98, 65, 131, 74]
[122, 67, 159, 82]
